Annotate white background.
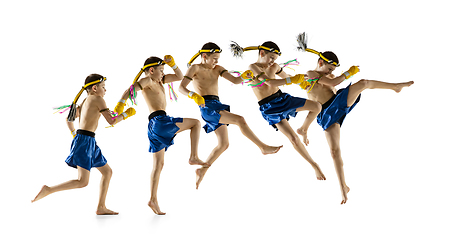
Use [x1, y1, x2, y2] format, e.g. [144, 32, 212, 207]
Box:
[1, 0, 450, 239]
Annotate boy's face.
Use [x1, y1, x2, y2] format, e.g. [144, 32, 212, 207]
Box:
[202, 53, 220, 67]
[93, 82, 106, 97]
[318, 60, 336, 75]
[260, 51, 278, 65]
[150, 65, 165, 81]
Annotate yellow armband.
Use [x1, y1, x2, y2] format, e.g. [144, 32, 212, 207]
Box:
[114, 99, 126, 114]
[343, 66, 359, 79]
[188, 91, 205, 105]
[71, 130, 77, 138]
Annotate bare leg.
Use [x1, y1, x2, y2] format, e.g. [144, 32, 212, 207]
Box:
[324, 123, 350, 204]
[96, 164, 118, 215]
[295, 99, 322, 146]
[175, 118, 207, 166]
[347, 79, 414, 107]
[218, 110, 282, 155]
[275, 119, 326, 180]
[148, 149, 166, 215]
[32, 166, 90, 203]
[196, 125, 229, 189]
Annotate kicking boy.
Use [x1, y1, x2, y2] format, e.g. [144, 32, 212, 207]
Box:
[298, 38, 414, 204]
[231, 41, 326, 181]
[32, 74, 136, 215]
[115, 55, 205, 215]
[179, 42, 283, 189]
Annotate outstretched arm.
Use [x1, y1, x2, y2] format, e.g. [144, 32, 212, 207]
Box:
[96, 96, 135, 126]
[218, 66, 252, 85]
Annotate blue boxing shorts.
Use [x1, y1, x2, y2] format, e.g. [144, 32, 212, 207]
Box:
[258, 90, 306, 130]
[65, 129, 107, 171]
[317, 83, 361, 130]
[147, 110, 183, 153]
[199, 95, 230, 133]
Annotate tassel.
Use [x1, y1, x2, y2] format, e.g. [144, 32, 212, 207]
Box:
[248, 79, 267, 88]
[167, 82, 178, 102]
[129, 85, 138, 105]
[67, 103, 77, 122]
[230, 41, 244, 58]
[296, 32, 308, 51]
[53, 104, 71, 114]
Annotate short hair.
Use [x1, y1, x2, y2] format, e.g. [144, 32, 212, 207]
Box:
[201, 42, 221, 57]
[319, 51, 339, 65]
[260, 41, 281, 54]
[143, 56, 164, 72]
[84, 73, 104, 91]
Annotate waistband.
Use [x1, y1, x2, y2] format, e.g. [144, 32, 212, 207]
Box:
[202, 95, 220, 101]
[148, 110, 167, 121]
[258, 90, 283, 106]
[77, 129, 95, 137]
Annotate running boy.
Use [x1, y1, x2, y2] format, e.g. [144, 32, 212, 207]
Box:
[115, 55, 205, 215]
[32, 74, 136, 215]
[179, 42, 283, 189]
[231, 41, 326, 181]
[298, 38, 414, 204]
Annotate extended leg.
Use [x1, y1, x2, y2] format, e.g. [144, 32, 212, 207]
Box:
[196, 125, 229, 189]
[347, 79, 414, 107]
[148, 149, 166, 215]
[32, 166, 90, 203]
[175, 118, 206, 166]
[275, 119, 326, 180]
[96, 164, 118, 215]
[324, 123, 350, 204]
[295, 99, 322, 145]
[218, 110, 282, 155]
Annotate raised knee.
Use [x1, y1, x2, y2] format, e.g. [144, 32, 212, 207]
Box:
[312, 101, 322, 113]
[358, 79, 369, 88]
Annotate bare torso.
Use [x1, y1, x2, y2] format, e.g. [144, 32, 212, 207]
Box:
[190, 64, 221, 96]
[306, 70, 337, 104]
[79, 96, 103, 132]
[248, 62, 281, 101]
[139, 76, 167, 113]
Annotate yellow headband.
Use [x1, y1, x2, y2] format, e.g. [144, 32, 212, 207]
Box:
[241, 45, 281, 56]
[188, 48, 222, 67]
[67, 77, 106, 122]
[305, 48, 340, 67]
[72, 77, 107, 104]
[132, 60, 165, 84]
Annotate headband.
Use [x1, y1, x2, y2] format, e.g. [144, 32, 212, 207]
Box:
[230, 41, 281, 58]
[67, 77, 107, 121]
[187, 48, 222, 67]
[296, 32, 340, 67]
[133, 60, 166, 84]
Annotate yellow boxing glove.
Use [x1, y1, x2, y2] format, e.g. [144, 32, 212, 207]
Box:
[299, 80, 312, 90]
[188, 91, 205, 105]
[164, 55, 178, 70]
[121, 107, 136, 120]
[114, 99, 126, 115]
[240, 70, 254, 81]
[285, 74, 305, 85]
[343, 66, 359, 79]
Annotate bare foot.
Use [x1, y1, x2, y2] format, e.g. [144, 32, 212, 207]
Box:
[341, 185, 350, 205]
[96, 207, 119, 215]
[296, 128, 310, 146]
[31, 185, 51, 203]
[189, 157, 210, 167]
[148, 200, 166, 215]
[393, 81, 414, 93]
[311, 162, 326, 180]
[195, 166, 209, 189]
[261, 145, 283, 155]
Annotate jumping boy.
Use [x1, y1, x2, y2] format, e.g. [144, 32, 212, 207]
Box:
[231, 41, 326, 181]
[115, 55, 205, 215]
[32, 74, 136, 215]
[179, 42, 283, 189]
[297, 37, 414, 204]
